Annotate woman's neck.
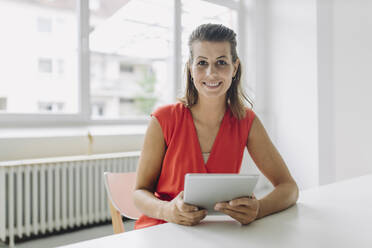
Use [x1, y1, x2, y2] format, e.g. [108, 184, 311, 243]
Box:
[190, 96, 226, 126]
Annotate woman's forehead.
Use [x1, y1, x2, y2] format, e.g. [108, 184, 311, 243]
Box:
[191, 41, 231, 59]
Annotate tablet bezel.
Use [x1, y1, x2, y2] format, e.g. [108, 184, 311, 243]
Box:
[183, 173, 259, 215]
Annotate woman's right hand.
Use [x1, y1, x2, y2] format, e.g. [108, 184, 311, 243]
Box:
[161, 191, 207, 226]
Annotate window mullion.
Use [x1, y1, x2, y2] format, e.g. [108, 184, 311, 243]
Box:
[238, 0, 249, 93]
[173, 0, 182, 101]
[77, 0, 90, 123]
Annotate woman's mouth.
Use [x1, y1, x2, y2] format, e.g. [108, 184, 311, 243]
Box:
[203, 82, 222, 89]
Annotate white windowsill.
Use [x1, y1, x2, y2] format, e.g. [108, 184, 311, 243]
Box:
[0, 125, 148, 139]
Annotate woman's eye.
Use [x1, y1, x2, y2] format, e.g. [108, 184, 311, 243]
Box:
[197, 61, 207, 66]
[217, 60, 227, 65]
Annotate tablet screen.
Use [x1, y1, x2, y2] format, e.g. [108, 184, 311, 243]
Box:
[183, 173, 259, 215]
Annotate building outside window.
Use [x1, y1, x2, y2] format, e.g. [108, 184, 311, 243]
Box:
[38, 58, 53, 73]
[0, 0, 245, 124]
[89, 0, 174, 118]
[0, 98, 7, 111]
[0, 0, 78, 115]
[38, 101, 64, 112]
[37, 16, 52, 33]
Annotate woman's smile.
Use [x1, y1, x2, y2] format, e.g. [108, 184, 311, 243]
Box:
[203, 81, 222, 89]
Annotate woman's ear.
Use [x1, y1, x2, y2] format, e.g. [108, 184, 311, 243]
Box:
[233, 58, 240, 77]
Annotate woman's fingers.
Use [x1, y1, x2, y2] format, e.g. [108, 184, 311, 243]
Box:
[216, 207, 255, 225]
[215, 202, 250, 215]
[226, 210, 254, 225]
[176, 210, 206, 226]
[180, 209, 207, 221]
[179, 219, 199, 226]
[166, 191, 207, 226]
[214, 198, 259, 225]
[176, 192, 199, 212]
[177, 200, 198, 212]
[229, 197, 257, 209]
[215, 203, 249, 215]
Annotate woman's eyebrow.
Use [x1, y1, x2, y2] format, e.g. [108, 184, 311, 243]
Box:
[216, 55, 228, 59]
[196, 55, 228, 59]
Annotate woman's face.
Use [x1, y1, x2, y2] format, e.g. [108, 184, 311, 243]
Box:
[189, 41, 239, 101]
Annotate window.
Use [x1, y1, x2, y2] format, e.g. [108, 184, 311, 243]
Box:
[38, 102, 64, 112]
[57, 59, 65, 75]
[0, 0, 78, 114]
[38, 58, 53, 73]
[0, 0, 245, 124]
[0, 98, 7, 111]
[37, 17, 52, 33]
[119, 64, 134, 74]
[89, 0, 174, 119]
[92, 102, 105, 116]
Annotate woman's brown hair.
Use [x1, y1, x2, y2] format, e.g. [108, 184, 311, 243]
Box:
[178, 23, 253, 120]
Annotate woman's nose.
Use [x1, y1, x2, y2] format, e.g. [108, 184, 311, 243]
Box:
[206, 65, 217, 76]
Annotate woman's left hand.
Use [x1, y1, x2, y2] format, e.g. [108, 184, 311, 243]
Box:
[214, 196, 260, 225]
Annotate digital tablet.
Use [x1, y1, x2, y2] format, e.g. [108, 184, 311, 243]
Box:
[183, 173, 259, 215]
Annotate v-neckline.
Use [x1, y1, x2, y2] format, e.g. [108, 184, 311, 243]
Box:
[187, 107, 228, 168]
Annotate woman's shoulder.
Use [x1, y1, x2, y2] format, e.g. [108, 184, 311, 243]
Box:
[243, 107, 256, 134]
[153, 102, 186, 112]
[244, 107, 255, 120]
[227, 105, 255, 122]
[151, 102, 187, 143]
[228, 106, 255, 131]
[152, 102, 186, 117]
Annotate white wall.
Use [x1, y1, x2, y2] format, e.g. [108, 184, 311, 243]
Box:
[317, 0, 335, 185]
[254, 0, 372, 190]
[332, 0, 372, 181]
[257, 0, 319, 190]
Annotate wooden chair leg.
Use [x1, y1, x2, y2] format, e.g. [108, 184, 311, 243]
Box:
[109, 200, 125, 234]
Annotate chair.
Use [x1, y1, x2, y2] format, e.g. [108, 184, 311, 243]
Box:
[103, 172, 142, 234]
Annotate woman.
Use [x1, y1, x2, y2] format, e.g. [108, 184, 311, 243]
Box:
[133, 23, 299, 229]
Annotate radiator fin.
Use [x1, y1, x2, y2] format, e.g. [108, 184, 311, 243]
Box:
[0, 152, 140, 247]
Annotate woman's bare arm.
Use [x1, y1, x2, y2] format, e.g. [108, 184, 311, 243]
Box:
[133, 117, 207, 225]
[133, 116, 167, 220]
[214, 116, 298, 223]
[247, 116, 299, 219]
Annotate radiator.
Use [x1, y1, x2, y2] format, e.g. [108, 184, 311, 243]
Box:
[0, 151, 140, 247]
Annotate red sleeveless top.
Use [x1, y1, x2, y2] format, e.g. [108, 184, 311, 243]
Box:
[134, 103, 255, 229]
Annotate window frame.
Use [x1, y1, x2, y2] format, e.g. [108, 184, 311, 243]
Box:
[0, 0, 245, 127]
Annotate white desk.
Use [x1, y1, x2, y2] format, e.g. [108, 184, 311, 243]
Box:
[62, 174, 372, 248]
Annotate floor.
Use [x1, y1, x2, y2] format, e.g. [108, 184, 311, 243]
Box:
[0, 220, 135, 248]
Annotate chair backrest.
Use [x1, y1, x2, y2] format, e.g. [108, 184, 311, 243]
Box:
[103, 172, 142, 220]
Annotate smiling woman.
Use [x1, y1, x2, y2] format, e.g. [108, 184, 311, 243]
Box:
[133, 23, 299, 229]
[190, 42, 237, 98]
[180, 23, 252, 120]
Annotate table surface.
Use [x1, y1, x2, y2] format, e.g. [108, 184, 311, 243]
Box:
[61, 174, 372, 248]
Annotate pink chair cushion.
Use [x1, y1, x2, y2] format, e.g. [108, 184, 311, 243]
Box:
[105, 172, 142, 220]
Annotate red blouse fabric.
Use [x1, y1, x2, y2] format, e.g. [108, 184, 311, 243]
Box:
[134, 102, 255, 229]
